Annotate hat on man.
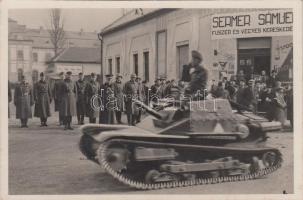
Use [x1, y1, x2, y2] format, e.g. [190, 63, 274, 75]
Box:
[116, 73, 123, 78]
[66, 71, 72, 75]
[91, 72, 96, 77]
[105, 74, 113, 78]
[40, 72, 44, 77]
[248, 79, 254, 83]
[191, 50, 202, 61]
[159, 74, 166, 80]
[78, 72, 83, 76]
[130, 74, 137, 78]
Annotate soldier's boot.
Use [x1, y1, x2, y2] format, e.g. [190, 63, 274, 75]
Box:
[44, 118, 48, 126]
[40, 118, 44, 127]
[116, 111, 122, 124]
[20, 119, 25, 128]
[24, 119, 28, 128]
[77, 115, 81, 125]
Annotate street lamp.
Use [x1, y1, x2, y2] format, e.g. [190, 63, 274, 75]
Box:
[97, 32, 103, 84]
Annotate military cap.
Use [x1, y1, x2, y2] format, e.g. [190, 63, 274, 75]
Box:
[59, 72, 64, 75]
[21, 75, 25, 79]
[91, 72, 96, 77]
[191, 50, 202, 61]
[40, 72, 44, 77]
[66, 71, 72, 75]
[78, 72, 83, 76]
[116, 73, 123, 78]
[105, 74, 113, 78]
[248, 79, 255, 83]
[130, 74, 137, 78]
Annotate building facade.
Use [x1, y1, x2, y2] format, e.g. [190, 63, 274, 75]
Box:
[8, 18, 100, 83]
[100, 8, 293, 87]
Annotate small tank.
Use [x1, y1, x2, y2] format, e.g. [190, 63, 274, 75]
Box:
[79, 99, 282, 190]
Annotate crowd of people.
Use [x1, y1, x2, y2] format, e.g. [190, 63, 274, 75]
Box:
[9, 50, 293, 131]
[210, 69, 293, 129]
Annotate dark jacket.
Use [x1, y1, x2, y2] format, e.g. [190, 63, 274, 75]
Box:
[76, 79, 87, 115]
[123, 80, 139, 115]
[186, 65, 208, 96]
[99, 82, 115, 124]
[53, 79, 65, 112]
[112, 81, 124, 111]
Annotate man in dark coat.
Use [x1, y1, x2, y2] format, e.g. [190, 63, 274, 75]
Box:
[236, 70, 246, 85]
[242, 79, 258, 112]
[267, 70, 279, 88]
[236, 80, 247, 106]
[14, 75, 34, 128]
[226, 79, 237, 101]
[34, 72, 52, 126]
[53, 72, 65, 125]
[76, 72, 86, 125]
[185, 50, 208, 99]
[123, 74, 139, 126]
[60, 71, 77, 130]
[150, 78, 161, 102]
[99, 74, 115, 124]
[112, 73, 124, 124]
[84, 73, 100, 123]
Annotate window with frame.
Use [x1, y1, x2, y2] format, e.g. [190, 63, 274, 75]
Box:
[108, 58, 113, 74]
[33, 53, 38, 62]
[17, 50, 24, 61]
[143, 51, 149, 82]
[116, 57, 120, 74]
[133, 53, 138, 76]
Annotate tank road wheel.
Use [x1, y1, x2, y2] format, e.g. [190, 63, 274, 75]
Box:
[250, 156, 260, 173]
[145, 170, 179, 184]
[262, 151, 277, 167]
[105, 145, 130, 172]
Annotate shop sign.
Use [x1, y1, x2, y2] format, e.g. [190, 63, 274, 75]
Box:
[211, 9, 293, 39]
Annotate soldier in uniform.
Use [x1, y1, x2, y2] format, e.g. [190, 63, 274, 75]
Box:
[14, 75, 34, 128]
[185, 50, 208, 99]
[150, 78, 161, 102]
[136, 76, 145, 123]
[76, 72, 86, 125]
[60, 71, 77, 130]
[123, 74, 139, 126]
[112, 73, 124, 124]
[84, 73, 100, 123]
[53, 72, 65, 125]
[99, 74, 115, 124]
[34, 72, 52, 126]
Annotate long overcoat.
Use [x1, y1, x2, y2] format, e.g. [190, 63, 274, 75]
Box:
[84, 80, 100, 118]
[123, 80, 139, 115]
[112, 81, 124, 112]
[99, 82, 115, 124]
[34, 80, 52, 118]
[53, 79, 65, 112]
[14, 82, 34, 119]
[59, 79, 77, 117]
[76, 79, 86, 116]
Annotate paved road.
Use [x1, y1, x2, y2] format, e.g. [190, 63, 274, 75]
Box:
[8, 117, 293, 195]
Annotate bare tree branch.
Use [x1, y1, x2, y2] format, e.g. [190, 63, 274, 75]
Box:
[48, 9, 66, 57]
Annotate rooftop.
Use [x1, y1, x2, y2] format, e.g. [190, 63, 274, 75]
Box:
[51, 47, 101, 64]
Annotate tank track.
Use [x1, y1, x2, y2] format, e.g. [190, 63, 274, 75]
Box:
[97, 139, 283, 190]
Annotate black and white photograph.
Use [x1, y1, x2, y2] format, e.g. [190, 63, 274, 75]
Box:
[1, 1, 303, 199]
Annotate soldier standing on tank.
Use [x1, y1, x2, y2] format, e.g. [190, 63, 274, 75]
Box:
[99, 74, 115, 124]
[123, 74, 139, 126]
[61, 71, 77, 130]
[76, 72, 86, 125]
[14, 75, 34, 128]
[84, 73, 100, 123]
[112, 73, 124, 124]
[34, 72, 52, 127]
[53, 72, 65, 126]
[185, 50, 208, 99]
